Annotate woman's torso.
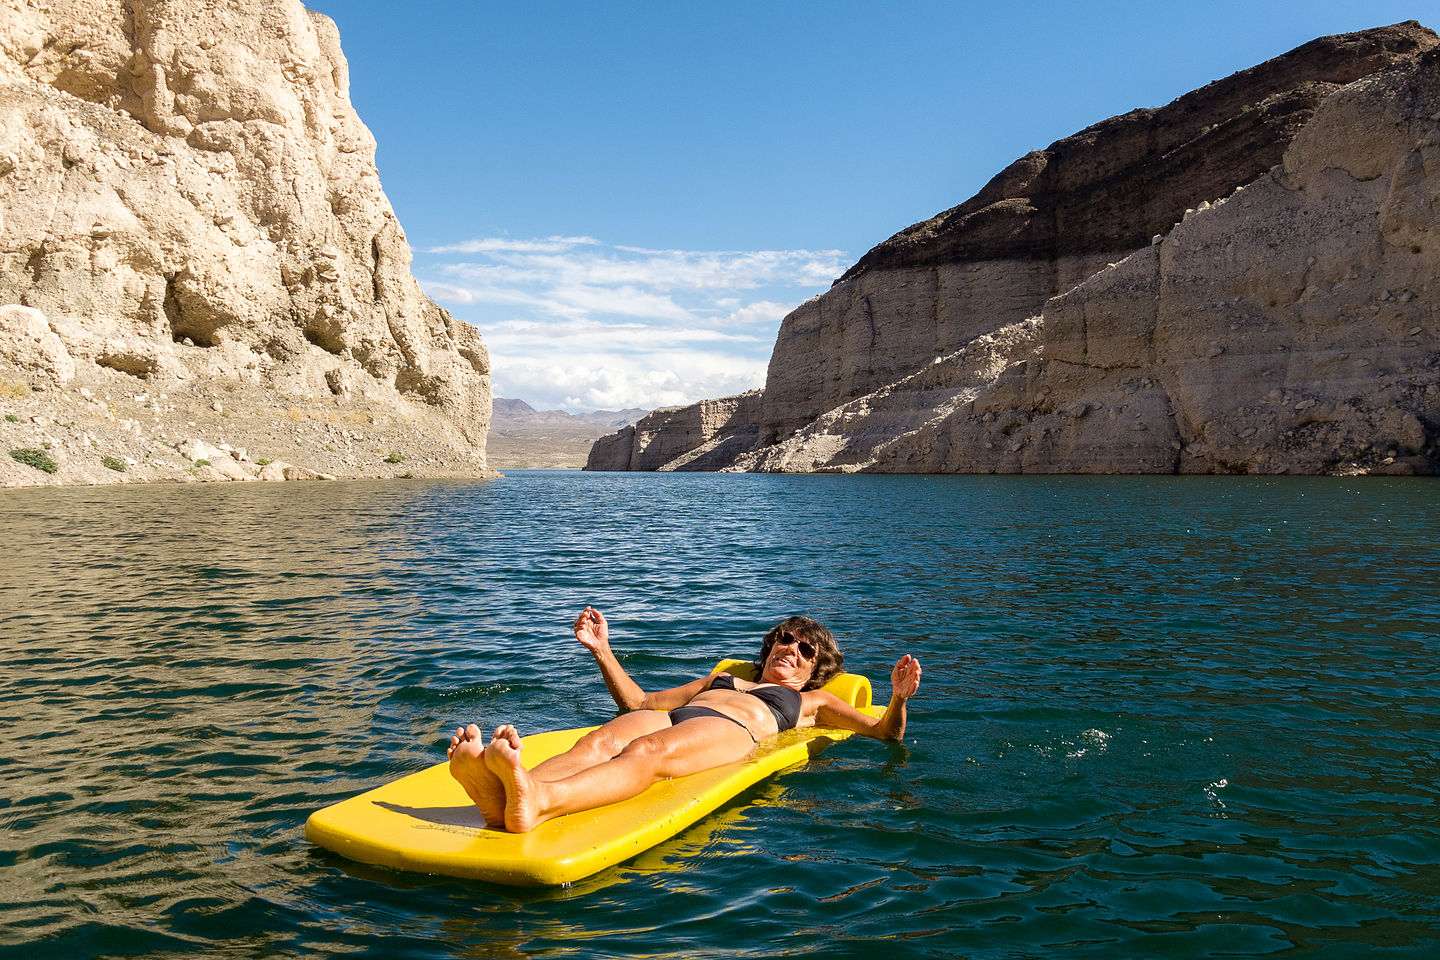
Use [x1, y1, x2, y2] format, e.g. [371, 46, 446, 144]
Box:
[686, 674, 805, 738]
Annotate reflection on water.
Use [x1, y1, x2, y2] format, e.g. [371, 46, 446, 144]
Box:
[1, 473, 1438, 957]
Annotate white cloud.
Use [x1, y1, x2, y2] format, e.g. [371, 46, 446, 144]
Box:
[422, 282, 478, 305]
[493, 349, 769, 413]
[414, 235, 848, 412]
[483, 317, 763, 351]
[426, 235, 601, 254]
[715, 300, 793, 329]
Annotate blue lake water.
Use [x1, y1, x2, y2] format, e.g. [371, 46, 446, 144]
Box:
[2, 471, 1438, 958]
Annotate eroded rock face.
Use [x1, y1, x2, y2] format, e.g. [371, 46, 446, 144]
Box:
[0, 303, 74, 386]
[1041, 51, 1440, 477]
[759, 21, 1435, 445]
[590, 22, 1440, 477]
[759, 255, 1113, 444]
[0, 0, 490, 484]
[729, 45, 1440, 477]
[586, 391, 762, 472]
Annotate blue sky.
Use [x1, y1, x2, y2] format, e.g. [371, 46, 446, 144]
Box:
[305, 1, 1440, 412]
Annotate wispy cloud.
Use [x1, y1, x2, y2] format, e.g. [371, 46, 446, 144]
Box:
[415, 236, 847, 412]
[426, 236, 602, 255]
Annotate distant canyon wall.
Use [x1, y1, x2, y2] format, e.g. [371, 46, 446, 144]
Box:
[588, 22, 1439, 476]
[588, 390, 761, 472]
[0, 0, 490, 483]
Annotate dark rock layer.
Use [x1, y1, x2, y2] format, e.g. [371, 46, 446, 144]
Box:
[839, 21, 1437, 279]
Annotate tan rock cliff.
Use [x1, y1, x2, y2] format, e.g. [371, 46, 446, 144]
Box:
[589, 22, 1439, 477]
[586, 391, 761, 472]
[0, 0, 491, 486]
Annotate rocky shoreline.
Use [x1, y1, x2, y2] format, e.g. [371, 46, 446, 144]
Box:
[0, 360, 490, 487]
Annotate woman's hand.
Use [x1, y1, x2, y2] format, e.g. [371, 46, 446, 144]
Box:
[819, 654, 922, 741]
[891, 654, 922, 700]
[574, 606, 610, 653]
[573, 606, 649, 711]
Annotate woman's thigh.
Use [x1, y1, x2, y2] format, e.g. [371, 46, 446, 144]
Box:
[573, 710, 673, 758]
[624, 716, 756, 779]
[597, 709, 673, 745]
[531, 710, 675, 780]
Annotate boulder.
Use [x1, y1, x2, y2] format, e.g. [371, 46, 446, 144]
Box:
[258, 459, 334, 481]
[0, 304, 74, 388]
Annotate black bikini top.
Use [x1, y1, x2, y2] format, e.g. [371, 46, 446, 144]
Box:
[709, 673, 802, 732]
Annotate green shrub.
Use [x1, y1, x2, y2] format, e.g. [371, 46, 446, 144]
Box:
[102, 456, 126, 472]
[3, 413, 19, 423]
[384, 451, 405, 464]
[10, 448, 58, 473]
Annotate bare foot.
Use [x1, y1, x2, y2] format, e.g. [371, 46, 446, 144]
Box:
[484, 724, 546, 833]
[446, 723, 506, 827]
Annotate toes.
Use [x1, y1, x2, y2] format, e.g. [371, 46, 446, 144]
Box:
[449, 724, 491, 758]
[483, 726, 521, 758]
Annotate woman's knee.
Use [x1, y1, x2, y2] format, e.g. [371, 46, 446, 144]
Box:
[616, 733, 671, 770]
[586, 711, 667, 758]
[574, 727, 625, 760]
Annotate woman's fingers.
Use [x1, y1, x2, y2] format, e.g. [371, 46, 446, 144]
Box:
[893, 655, 922, 696]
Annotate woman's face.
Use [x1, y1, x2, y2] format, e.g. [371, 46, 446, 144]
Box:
[761, 630, 817, 687]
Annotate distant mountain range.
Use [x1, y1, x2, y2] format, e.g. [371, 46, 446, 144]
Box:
[491, 399, 648, 430]
[488, 399, 649, 468]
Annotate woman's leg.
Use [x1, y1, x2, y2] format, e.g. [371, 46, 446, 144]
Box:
[448, 711, 671, 824]
[485, 717, 755, 832]
[529, 710, 672, 782]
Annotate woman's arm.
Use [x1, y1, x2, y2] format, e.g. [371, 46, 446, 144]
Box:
[574, 607, 641, 709]
[573, 607, 715, 711]
[811, 654, 922, 741]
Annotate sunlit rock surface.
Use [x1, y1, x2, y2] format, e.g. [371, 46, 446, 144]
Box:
[0, 0, 491, 486]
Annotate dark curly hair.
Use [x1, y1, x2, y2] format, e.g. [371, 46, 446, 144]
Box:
[754, 616, 845, 691]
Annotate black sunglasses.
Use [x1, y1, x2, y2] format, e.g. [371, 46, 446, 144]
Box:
[775, 633, 817, 660]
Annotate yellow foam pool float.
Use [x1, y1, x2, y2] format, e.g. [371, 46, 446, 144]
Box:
[305, 660, 880, 885]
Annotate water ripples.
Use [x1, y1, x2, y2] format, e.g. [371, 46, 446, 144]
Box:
[1, 473, 1438, 957]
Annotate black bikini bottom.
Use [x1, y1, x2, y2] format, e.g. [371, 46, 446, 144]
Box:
[669, 705, 756, 741]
